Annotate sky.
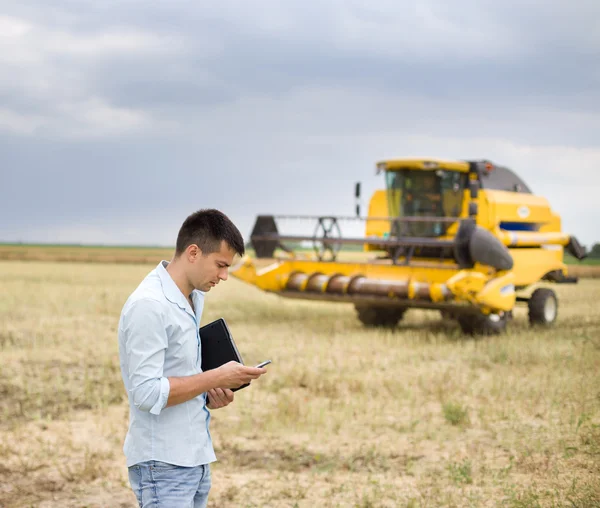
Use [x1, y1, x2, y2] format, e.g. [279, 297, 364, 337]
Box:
[1, 0, 599, 248]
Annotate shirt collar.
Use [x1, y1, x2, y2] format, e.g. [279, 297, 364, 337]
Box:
[156, 260, 195, 313]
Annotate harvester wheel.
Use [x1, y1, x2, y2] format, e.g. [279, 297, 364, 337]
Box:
[457, 311, 509, 336]
[355, 304, 406, 328]
[528, 288, 558, 326]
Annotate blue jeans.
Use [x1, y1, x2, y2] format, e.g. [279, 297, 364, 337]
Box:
[128, 460, 212, 508]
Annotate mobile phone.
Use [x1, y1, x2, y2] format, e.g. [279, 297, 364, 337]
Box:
[255, 360, 272, 368]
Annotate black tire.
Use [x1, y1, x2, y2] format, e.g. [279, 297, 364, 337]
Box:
[355, 304, 406, 328]
[457, 311, 509, 336]
[528, 288, 558, 326]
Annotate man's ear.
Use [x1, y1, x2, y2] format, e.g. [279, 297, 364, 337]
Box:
[187, 244, 201, 261]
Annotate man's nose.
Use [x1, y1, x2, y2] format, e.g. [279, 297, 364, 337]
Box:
[219, 269, 228, 281]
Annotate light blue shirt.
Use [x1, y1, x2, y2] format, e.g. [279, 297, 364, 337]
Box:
[118, 261, 216, 468]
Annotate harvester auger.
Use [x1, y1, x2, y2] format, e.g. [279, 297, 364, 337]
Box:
[232, 159, 587, 335]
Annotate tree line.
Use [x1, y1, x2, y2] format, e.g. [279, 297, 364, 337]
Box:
[587, 243, 600, 259]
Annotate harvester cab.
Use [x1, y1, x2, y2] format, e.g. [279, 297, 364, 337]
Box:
[232, 158, 587, 335]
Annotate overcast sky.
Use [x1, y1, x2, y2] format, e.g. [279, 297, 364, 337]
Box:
[1, 0, 599, 248]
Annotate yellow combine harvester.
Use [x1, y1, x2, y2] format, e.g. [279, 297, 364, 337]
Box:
[232, 158, 587, 335]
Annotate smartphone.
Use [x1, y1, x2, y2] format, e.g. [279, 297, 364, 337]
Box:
[255, 360, 272, 368]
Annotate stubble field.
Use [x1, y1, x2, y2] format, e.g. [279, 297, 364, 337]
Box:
[1, 259, 599, 507]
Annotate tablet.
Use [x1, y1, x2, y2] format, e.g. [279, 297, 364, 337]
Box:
[200, 318, 249, 391]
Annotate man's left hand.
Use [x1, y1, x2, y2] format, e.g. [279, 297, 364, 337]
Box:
[206, 388, 234, 409]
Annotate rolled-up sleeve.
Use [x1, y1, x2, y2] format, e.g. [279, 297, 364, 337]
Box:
[122, 298, 171, 415]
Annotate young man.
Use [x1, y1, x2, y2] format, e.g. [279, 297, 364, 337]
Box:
[118, 209, 267, 508]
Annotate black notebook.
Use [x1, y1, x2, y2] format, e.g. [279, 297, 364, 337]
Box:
[199, 318, 249, 391]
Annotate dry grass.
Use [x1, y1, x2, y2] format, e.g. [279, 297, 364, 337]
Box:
[1, 260, 599, 507]
[567, 265, 600, 279]
[0, 244, 172, 264]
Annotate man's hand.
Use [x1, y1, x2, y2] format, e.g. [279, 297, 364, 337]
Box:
[206, 388, 234, 409]
[165, 361, 267, 409]
[216, 361, 267, 389]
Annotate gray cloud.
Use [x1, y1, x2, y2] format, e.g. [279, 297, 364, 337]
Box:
[1, 0, 599, 247]
[5, 1, 600, 111]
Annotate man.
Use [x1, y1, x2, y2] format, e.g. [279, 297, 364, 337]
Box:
[118, 209, 267, 507]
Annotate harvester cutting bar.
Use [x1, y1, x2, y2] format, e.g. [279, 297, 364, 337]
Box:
[278, 291, 460, 311]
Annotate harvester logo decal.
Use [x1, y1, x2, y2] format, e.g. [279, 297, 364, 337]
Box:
[517, 206, 530, 219]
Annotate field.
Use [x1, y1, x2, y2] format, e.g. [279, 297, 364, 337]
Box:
[0, 244, 174, 264]
[1, 244, 599, 278]
[1, 258, 600, 507]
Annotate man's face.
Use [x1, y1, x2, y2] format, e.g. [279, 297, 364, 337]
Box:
[187, 240, 236, 292]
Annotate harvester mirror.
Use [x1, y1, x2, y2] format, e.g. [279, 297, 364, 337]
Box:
[355, 182, 361, 217]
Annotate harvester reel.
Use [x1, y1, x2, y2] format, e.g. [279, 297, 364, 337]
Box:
[312, 217, 342, 261]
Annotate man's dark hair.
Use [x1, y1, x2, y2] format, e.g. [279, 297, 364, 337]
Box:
[175, 209, 245, 257]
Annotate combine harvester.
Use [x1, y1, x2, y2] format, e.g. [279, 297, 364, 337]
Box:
[232, 159, 587, 335]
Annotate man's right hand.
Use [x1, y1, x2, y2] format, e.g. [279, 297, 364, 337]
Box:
[216, 361, 267, 389]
